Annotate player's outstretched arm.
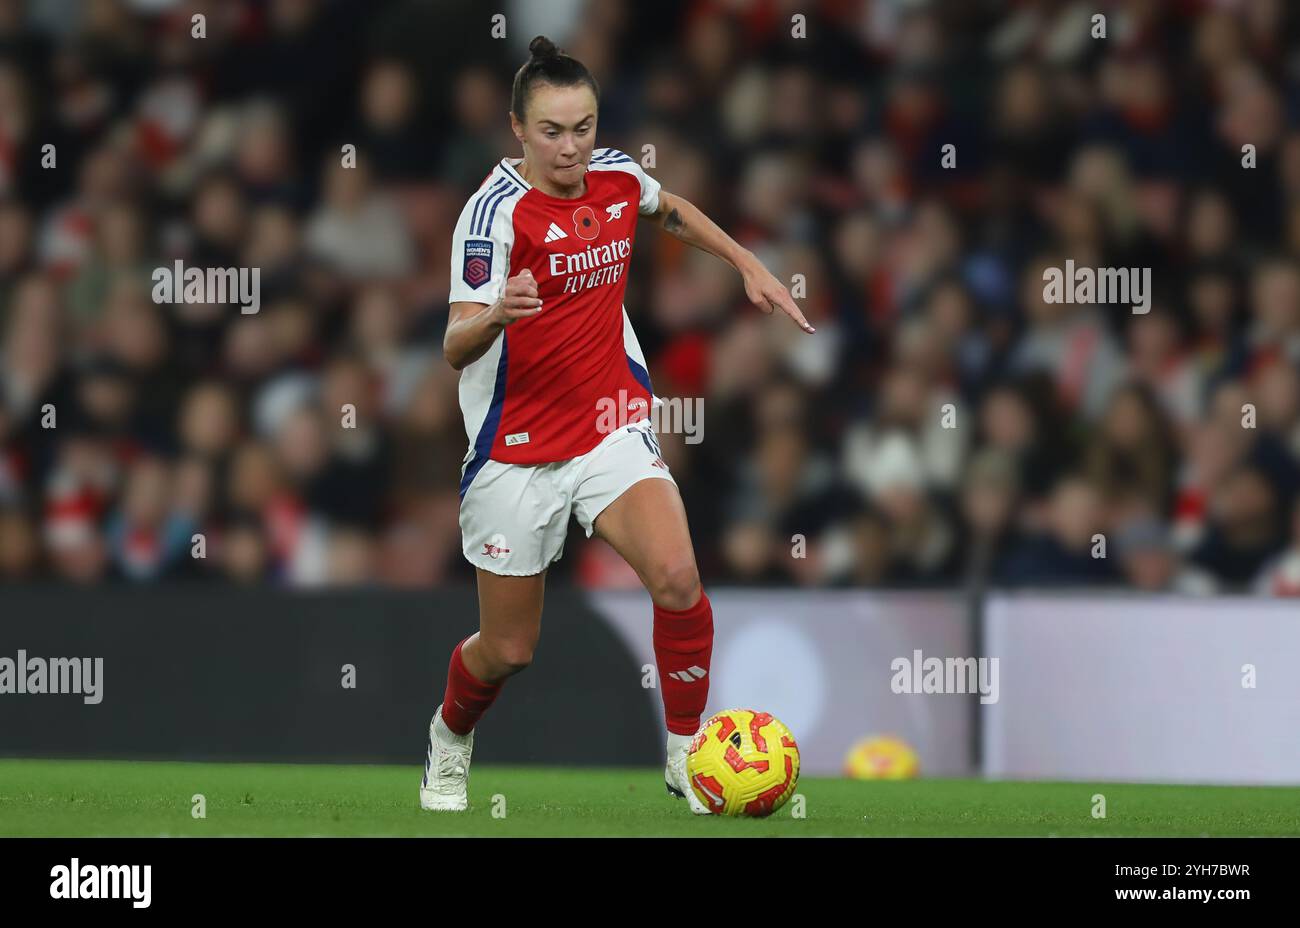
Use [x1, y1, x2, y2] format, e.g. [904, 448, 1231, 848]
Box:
[648, 190, 815, 334]
[444, 269, 543, 370]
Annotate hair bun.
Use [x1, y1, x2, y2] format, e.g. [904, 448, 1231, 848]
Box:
[529, 35, 560, 60]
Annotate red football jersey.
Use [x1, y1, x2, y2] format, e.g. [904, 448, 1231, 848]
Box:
[449, 148, 663, 497]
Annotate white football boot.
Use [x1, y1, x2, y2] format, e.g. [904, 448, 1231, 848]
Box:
[664, 731, 713, 814]
[419, 705, 473, 811]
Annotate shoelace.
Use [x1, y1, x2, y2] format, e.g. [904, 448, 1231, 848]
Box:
[430, 747, 469, 791]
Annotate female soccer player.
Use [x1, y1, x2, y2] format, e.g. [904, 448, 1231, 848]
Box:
[422, 36, 813, 812]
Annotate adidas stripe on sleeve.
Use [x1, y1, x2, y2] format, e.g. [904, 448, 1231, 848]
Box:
[449, 175, 521, 305]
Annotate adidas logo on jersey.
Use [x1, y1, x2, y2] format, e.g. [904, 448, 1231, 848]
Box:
[543, 222, 568, 242]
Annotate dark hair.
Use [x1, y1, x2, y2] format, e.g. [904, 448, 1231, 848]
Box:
[510, 35, 600, 123]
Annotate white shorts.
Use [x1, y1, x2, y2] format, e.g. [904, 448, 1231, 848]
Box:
[459, 419, 677, 576]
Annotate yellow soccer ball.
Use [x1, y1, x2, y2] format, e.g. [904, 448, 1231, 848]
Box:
[686, 708, 801, 816]
[843, 735, 920, 780]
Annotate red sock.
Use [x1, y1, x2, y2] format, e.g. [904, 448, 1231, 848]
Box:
[653, 588, 714, 736]
[440, 637, 503, 735]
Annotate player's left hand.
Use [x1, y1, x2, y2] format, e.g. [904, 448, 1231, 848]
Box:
[739, 256, 815, 334]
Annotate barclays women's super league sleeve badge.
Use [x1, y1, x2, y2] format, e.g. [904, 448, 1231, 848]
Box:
[462, 240, 493, 289]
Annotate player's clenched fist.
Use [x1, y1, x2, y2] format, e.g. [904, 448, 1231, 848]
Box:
[490, 268, 543, 326]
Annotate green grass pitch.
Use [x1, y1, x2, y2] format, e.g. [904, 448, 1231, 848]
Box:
[2, 759, 1299, 836]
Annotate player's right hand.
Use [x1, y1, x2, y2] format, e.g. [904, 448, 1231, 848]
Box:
[491, 269, 543, 325]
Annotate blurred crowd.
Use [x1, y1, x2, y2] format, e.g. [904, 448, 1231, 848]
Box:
[4, 0, 1300, 594]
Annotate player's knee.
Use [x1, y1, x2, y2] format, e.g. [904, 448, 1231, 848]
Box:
[648, 561, 701, 612]
[486, 639, 535, 677]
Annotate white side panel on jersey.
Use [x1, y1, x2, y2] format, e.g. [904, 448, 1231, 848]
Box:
[458, 327, 506, 454]
[587, 149, 662, 215]
[622, 305, 663, 410]
[449, 168, 526, 306]
[450, 166, 526, 452]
